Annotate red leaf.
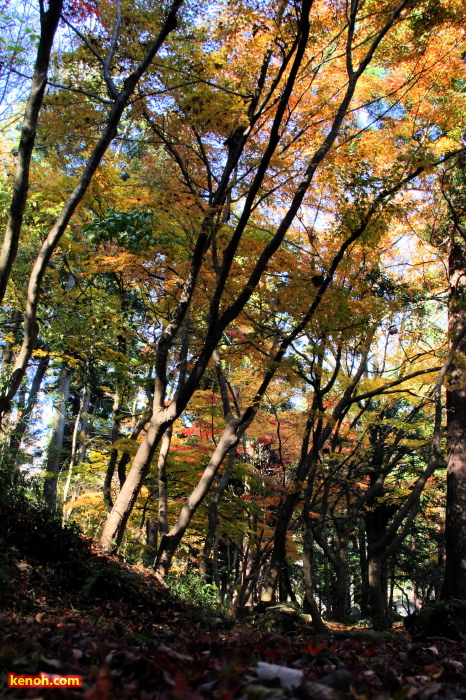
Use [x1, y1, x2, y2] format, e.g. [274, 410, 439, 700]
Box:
[305, 641, 327, 656]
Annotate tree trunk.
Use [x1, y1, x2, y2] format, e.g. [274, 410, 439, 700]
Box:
[62, 384, 90, 515]
[76, 386, 92, 465]
[358, 520, 370, 617]
[260, 491, 301, 602]
[443, 238, 466, 599]
[157, 425, 173, 540]
[0, 0, 63, 305]
[43, 363, 72, 509]
[103, 387, 122, 511]
[154, 421, 239, 578]
[333, 560, 349, 622]
[146, 519, 158, 549]
[367, 555, 389, 630]
[9, 351, 50, 463]
[199, 447, 236, 577]
[302, 519, 327, 633]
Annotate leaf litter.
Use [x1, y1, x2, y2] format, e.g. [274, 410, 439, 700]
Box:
[2, 541, 466, 698]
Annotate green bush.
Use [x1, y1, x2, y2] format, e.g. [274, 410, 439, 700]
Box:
[167, 571, 219, 608]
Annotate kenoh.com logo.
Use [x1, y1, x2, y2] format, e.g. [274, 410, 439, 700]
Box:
[8, 672, 82, 688]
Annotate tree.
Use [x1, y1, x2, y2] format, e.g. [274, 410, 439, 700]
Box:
[0, 0, 184, 416]
[436, 160, 466, 599]
[101, 0, 454, 553]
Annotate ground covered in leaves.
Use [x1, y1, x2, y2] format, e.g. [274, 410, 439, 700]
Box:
[1, 502, 466, 698]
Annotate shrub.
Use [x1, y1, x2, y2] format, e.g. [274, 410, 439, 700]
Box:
[167, 571, 218, 608]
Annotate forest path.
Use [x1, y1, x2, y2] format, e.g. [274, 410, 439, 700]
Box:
[1, 562, 465, 699]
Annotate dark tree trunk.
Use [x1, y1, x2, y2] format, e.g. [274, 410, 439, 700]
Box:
[333, 534, 350, 621]
[282, 561, 298, 606]
[443, 239, 466, 599]
[146, 519, 158, 549]
[367, 555, 388, 630]
[302, 519, 327, 633]
[260, 491, 300, 602]
[364, 478, 397, 629]
[199, 447, 236, 578]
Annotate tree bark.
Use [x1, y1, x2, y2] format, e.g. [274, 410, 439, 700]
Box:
[367, 556, 387, 630]
[443, 238, 466, 598]
[302, 516, 328, 633]
[146, 519, 158, 549]
[333, 537, 350, 621]
[43, 363, 72, 509]
[157, 425, 172, 539]
[358, 521, 370, 617]
[76, 385, 92, 465]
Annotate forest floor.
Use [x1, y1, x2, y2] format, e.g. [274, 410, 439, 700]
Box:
[1, 507, 466, 699]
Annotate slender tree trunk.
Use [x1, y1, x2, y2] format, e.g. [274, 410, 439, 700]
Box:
[157, 425, 172, 540]
[443, 238, 466, 599]
[389, 561, 395, 613]
[103, 387, 122, 511]
[320, 525, 351, 622]
[154, 420, 240, 577]
[76, 385, 92, 465]
[0, 0, 64, 304]
[282, 561, 298, 606]
[235, 543, 254, 607]
[212, 535, 220, 591]
[199, 447, 236, 577]
[237, 547, 266, 608]
[302, 519, 327, 633]
[333, 560, 349, 622]
[62, 384, 90, 514]
[324, 556, 331, 617]
[8, 351, 50, 463]
[43, 363, 72, 509]
[146, 519, 158, 549]
[261, 491, 301, 602]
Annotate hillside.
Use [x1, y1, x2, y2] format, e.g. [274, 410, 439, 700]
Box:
[1, 500, 466, 699]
